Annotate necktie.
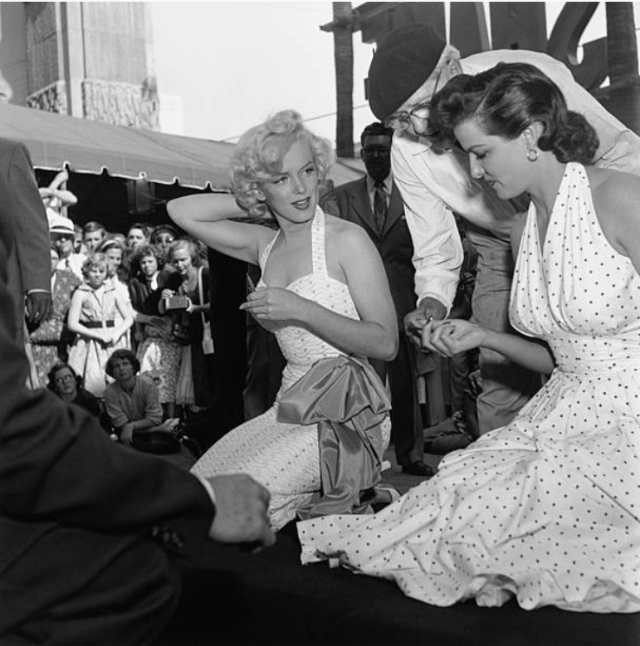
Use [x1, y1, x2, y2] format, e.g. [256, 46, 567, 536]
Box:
[373, 181, 387, 235]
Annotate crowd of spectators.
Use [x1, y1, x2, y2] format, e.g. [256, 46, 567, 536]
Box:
[27, 207, 216, 448]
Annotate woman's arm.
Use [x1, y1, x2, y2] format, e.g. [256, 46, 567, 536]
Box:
[167, 194, 273, 265]
[111, 293, 134, 342]
[240, 224, 399, 361]
[423, 319, 555, 375]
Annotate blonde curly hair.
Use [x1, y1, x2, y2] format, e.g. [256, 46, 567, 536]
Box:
[230, 110, 335, 216]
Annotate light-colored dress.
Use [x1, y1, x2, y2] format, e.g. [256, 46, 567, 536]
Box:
[68, 283, 128, 398]
[298, 163, 640, 613]
[191, 209, 391, 530]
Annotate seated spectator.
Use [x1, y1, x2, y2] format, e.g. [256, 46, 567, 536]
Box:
[82, 221, 107, 252]
[47, 362, 104, 424]
[50, 215, 86, 280]
[67, 253, 133, 398]
[104, 349, 179, 446]
[129, 244, 182, 417]
[28, 247, 82, 387]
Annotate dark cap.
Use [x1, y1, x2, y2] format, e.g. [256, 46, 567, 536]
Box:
[368, 24, 446, 121]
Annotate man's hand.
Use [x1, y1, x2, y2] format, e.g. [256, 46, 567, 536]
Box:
[404, 297, 447, 347]
[25, 292, 53, 327]
[208, 474, 275, 550]
[120, 423, 135, 446]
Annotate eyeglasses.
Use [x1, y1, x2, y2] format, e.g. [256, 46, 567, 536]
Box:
[55, 374, 75, 384]
[384, 69, 444, 133]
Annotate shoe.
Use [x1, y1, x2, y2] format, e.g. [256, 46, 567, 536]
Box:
[401, 460, 434, 478]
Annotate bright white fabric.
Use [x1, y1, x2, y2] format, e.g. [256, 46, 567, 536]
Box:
[298, 164, 640, 612]
[393, 48, 640, 311]
[191, 209, 390, 530]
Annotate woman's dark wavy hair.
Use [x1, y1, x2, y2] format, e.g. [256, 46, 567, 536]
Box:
[429, 62, 599, 164]
[129, 243, 166, 277]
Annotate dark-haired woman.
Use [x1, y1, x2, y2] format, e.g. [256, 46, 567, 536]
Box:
[298, 63, 640, 614]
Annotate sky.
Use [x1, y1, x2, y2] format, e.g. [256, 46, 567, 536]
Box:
[149, 1, 626, 147]
[151, 1, 375, 143]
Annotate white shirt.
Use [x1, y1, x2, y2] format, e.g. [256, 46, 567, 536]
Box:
[392, 49, 640, 310]
[56, 253, 86, 281]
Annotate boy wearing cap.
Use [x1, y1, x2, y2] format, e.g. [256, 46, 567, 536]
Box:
[367, 24, 640, 434]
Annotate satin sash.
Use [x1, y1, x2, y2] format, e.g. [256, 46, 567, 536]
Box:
[277, 355, 391, 519]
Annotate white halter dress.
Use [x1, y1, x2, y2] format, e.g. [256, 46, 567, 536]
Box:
[192, 210, 391, 530]
[298, 163, 640, 613]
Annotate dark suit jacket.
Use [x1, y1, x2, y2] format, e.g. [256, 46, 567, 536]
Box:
[0, 138, 51, 336]
[335, 177, 416, 324]
[0, 210, 214, 627]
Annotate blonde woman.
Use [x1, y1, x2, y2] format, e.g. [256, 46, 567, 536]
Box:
[168, 110, 399, 530]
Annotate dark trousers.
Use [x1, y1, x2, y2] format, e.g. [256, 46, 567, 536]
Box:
[370, 331, 423, 466]
[1, 521, 180, 645]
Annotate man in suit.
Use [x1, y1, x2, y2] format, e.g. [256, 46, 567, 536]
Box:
[0, 138, 52, 344]
[336, 122, 431, 478]
[0, 166, 275, 641]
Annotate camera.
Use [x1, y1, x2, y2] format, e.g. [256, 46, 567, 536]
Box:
[164, 295, 191, 310]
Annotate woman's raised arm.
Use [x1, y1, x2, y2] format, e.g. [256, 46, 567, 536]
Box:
[167, 194, 272, 265]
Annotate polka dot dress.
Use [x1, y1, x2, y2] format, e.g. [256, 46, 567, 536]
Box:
[191, 209, 390, 530]
[298, 163, 640, 613]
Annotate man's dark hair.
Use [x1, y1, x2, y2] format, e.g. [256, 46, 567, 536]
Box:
[360, 122, 394, 147]
[105, 349, 140, 377]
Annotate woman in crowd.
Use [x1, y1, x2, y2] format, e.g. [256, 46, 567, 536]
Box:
[159, 238, 214, 415]
[167, 110, 399, 531]
[297, 63, 640, 613]
[28, 247, 82, 387]
[129, 244, 182, 418]
[47, 362, 108, 430]
[67, 253, 133, 398]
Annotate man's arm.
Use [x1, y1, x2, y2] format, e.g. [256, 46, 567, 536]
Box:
[391, 136, 464, 312]
[4, 142, 52, 325]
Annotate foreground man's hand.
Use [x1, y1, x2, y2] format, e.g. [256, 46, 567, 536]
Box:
[207, 474, 276, 550]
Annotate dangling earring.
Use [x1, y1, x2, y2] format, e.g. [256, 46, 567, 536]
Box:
[526, 148, 539, 162]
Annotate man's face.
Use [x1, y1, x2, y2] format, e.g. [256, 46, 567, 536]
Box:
[111, 357, 136, 384]
[51, 233, 74, 258]
[84, 230, 105, 251]
[361, 134, 392, 182]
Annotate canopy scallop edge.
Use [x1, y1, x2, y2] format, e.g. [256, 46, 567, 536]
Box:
[0, 104, 364, 190]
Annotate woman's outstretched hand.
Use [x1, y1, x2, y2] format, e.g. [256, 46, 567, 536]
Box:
[421, 319, 487, 357]
[239, 286, 307, 322]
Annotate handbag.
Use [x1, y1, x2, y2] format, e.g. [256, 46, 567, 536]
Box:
[198, 266, 214, 355]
